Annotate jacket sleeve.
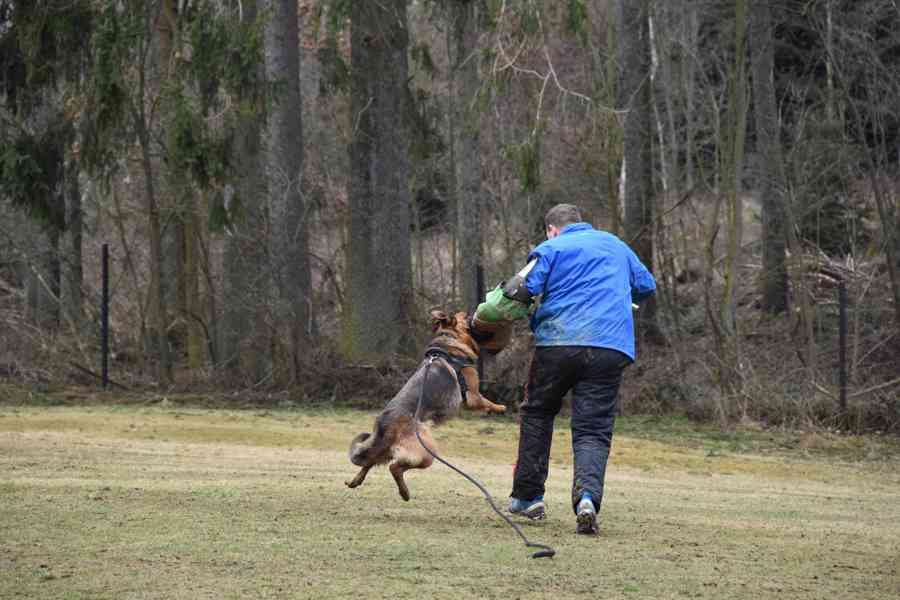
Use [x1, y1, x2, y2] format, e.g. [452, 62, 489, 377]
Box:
[626, 246, 656, 303]
[524, 247, 553, 297]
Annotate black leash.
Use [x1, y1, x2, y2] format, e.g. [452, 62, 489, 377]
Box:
[414, 356, 556, 560]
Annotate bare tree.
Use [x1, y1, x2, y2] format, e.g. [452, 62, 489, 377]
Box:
[221, 0, 270, 382]
[750, 0, 788, 314]
[60, 158, 83, 330]
[345, 0, 415, 359]
[264, 0, 313, 382]
[617, 0, 663, 343]
[449, 0, 485, 308]
[701, 0, 749, 397]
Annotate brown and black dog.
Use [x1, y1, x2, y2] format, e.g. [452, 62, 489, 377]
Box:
[345, 310, 506, 501]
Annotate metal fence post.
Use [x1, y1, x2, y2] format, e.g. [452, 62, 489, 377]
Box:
[101, 243, 109, 390]
[838, 279, 848, 416]
[476, 264, 485, 380]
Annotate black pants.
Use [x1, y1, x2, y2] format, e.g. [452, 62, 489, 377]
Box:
[511, 346, 630, 514]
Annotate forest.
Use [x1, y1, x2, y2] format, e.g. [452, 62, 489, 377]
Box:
[1, 0, 898, 432]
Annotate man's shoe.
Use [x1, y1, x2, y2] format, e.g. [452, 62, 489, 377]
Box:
[508, 496, 546, 521]
[576, 496, 598, 535]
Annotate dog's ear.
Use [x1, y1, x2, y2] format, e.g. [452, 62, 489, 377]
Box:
[430, 310, 454, 332]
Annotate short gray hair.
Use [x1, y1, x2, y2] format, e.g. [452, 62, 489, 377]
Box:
[544, 204, 582, 229]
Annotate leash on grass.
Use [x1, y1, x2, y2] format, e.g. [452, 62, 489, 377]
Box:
[414, 356, 556, 559]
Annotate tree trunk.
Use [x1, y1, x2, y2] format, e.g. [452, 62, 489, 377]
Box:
[184, 206, 203, 371]
[715, 0, 749, 394]
[136, 118, 172, 384]
[111, 176, 149, 374]
[221, 0, 270, 382]
[721, 0, 747, 332]
[25, 223, 59, 330]
[750, 0, 788, 314]
[602, 10, 622, 235]
[896, 192, 900, 328]
[158, 0, 188, 364]
[264, 0, 312, 383]
[683, 3, 698, 192]
[451, 0, 484, 309]
[221, 158, 269, 383]
[198, 192, 219, 367]
[61, 158, 83, 332]
[586, 1, 622, 234]
[345, 0, 414, 359]
[824, 0, 836, 123]
[617, 0, 663, 344]
[648, 7, 680, 341]
[871, 175, 900, 330]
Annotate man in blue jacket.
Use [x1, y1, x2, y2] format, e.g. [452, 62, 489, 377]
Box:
[506, 203, 656, 535]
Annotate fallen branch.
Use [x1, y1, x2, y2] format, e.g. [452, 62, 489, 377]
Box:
[69, 362, 130, 391]
[812, 377, 900, 400]
[812, 380, 836, 399]
[848, 376, 900, 399]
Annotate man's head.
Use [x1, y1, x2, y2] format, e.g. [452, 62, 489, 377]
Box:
[544, 204, 582, 239]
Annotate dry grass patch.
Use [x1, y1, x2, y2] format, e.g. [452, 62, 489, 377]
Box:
[1, 405, 899, 599]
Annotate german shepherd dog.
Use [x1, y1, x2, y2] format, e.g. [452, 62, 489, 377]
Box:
[345, 310, 506, 501]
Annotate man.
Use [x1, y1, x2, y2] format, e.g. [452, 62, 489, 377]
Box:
[506, 203, 656, 535]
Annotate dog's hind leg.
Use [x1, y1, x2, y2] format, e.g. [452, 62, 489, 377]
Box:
[345, 465, 373, 489]
[389, 428, 436, 501]
[389, 462, 413, 501]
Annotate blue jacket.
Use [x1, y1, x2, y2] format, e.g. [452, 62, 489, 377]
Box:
[524, 223, 656, 360]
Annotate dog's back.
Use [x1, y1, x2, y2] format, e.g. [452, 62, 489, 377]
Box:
[349, 359, 461, 468]
[386, 358, 462, 425]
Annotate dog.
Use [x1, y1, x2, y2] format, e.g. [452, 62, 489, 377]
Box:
[345, 310, 506, 501]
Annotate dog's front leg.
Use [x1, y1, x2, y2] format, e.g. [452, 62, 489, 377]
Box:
[461, 367, 506, 414]
[345, 465, 372, 489]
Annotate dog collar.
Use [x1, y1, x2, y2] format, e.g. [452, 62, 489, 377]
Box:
[423, 345, 474, 398]
[423, 345, 474, 371]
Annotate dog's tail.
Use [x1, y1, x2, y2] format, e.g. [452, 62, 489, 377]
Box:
[349, 415, 397, 465]
[349, 432, 375, 466]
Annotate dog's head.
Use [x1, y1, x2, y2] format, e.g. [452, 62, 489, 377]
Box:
[429, 309, 479, 358]
[429, 309, 464, 333]
[431, 309, 510, 357]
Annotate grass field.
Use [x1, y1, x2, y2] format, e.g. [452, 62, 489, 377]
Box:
[1, 403, 899, 599]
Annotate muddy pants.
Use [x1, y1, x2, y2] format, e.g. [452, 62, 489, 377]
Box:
[511, 346, 630, 514]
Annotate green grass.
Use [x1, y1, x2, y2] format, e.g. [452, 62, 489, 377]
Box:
[1, 405, 899, 599]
